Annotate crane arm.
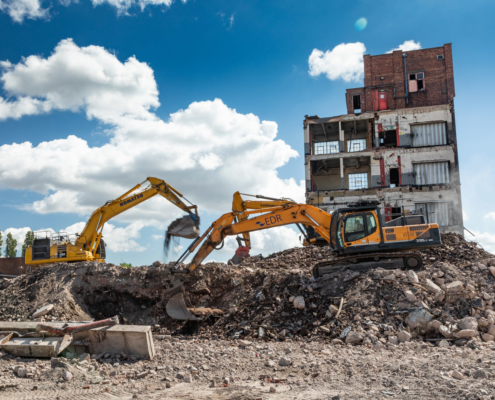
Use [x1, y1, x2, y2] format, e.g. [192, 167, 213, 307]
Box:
[75, 177, 198, 256]
[165, 204, 330, 294]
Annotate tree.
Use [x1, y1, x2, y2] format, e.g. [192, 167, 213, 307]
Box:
[4, 233, 17, 258]
[120, 262, 133, 268]
[21, 231, 35, 257]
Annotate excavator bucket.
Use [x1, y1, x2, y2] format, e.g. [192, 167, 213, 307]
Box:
[164, 215, 200, 255]
[166, 292, 201, 321]
[167, 215, 200, 239]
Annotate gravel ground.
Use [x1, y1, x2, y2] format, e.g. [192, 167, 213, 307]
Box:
[0, 337, 494, 399]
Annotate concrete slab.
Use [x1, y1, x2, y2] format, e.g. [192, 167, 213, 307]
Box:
[0, 335, 72, 358]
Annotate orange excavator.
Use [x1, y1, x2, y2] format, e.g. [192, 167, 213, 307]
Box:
[163, 198, 441, 320]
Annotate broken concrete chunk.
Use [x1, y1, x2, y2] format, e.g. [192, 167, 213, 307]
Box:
[293, 296, 305, 310]
[62, 371, 73, 381]
[397, 331, 412, 342]
[425, 279, 443, 294]
[406, 270, 419, 283]
[445, 281, 464, 293]
[345, 331, 364, 345]
[403, 289, 417, 302]
[238, 340, 252, 348]
[489, 266, 495, 278]
[482, 333, 494, 342]
[451, 370, 465, 380]
[438, 340, 450, 348]
[32, 304, 54, 318]
[427, 320, 442, 331]
[439, 325, 452, 338]
[455, 329, 476, 339]
[278, 357, 291, 366]
[458, 317, 478, 331]
[406, 309, 433, 329]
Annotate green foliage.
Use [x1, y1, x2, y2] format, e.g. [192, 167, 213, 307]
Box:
[21, 231, 35, 257]
[4, 233, 17, 258]
[120, 262, 133, 268]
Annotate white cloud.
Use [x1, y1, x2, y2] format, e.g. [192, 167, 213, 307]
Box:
[0, 0, 187, 22]
[2, 222, 145, 253]
[228, 13, 234, 30]
[0, 0, 48, 23]
[3, 227, 31, 252]
[0, 40, 304, 256]
[218, 226, 302, 261]
[308, 42, 366, 82]
[386, 40, 422, 54]
[484, 212, 495, 221]
[0, 39, 159, 124]
[470, 231, 495, 254]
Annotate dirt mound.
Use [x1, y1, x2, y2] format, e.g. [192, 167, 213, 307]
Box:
[1, 233, 495, 347]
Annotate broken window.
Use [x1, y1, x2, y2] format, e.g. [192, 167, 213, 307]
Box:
[409, 72, 425, 93]
[390, 168, 400, 187]
[347, 139, 366, 152]
[314, 141, 339, 155]
[348, 173, 368, 190]
[352, 95, 361, 112]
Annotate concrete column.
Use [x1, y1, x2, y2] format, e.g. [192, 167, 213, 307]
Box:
[339, 121, 345, 152]
[304, 124, 311, 155]
[340, 158, 345, 189]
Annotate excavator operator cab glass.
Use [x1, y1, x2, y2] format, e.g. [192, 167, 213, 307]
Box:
[365, 213, 377, 235]
[344, 214, 366, 242]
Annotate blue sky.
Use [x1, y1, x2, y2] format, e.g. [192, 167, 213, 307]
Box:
[1, 0, 494, 265]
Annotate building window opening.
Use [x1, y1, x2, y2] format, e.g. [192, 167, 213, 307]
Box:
[347, 139, 366, 152]
[314, 141, 339, 155]
[381, 130, 397, 147]
[409, 72, 425, 93]
[352, 95, 361, 113]
[349, 173, 368, 190]
[390, 168, 400, 187]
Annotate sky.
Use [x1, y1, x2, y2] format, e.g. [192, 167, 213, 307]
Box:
[0, 0, 494, 265]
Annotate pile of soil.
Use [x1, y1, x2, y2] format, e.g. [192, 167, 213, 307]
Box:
[1, 233, 495, 346]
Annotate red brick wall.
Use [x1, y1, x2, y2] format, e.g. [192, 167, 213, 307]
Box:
[0, 257, 31, 276]
[346, 44, 455, 114]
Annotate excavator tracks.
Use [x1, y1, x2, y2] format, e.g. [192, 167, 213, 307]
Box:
[312, 252, 423, 278]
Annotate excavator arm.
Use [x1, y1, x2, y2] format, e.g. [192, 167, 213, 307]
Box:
[76, 177, 199, 258]
[230, 192, 296, 262]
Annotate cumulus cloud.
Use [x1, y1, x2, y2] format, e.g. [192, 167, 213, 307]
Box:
[0, 39, 159, 123]
[3, 227, 31, 253]
[219, 226, 302, 260]
[470, 231, 495, 254]
[308, 42, 366, 82]
[3, 222, 145, 253]
[0, 39, 304, 256]
[386, 40, 422, 53]
[484, 212, 495, 221]
[0, 0, 48, 23]
[0, 0, 187, 22]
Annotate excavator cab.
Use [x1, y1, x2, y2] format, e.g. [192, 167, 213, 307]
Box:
[328, 201, 441, 256]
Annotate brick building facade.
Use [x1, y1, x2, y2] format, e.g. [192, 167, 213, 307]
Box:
[304, 44, 464, 234]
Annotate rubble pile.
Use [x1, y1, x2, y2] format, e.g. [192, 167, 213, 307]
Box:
[1, 233, 495, 349]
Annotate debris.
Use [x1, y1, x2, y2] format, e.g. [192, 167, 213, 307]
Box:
[32, 304, 54, 318]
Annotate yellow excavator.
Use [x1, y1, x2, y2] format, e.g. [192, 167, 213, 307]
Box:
[25, 177, 200, 266]
[163, 199, 441, 320]
[229, 192, 296, 263]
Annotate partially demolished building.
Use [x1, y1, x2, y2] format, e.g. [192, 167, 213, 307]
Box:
[304, 43, 464, 234]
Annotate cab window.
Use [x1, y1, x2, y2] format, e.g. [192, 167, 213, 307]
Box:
[365, 213, 377, 235]
[344, 215, 365, 242]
